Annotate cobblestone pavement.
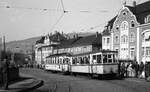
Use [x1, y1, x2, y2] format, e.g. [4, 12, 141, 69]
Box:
[20, 68, 150, 92]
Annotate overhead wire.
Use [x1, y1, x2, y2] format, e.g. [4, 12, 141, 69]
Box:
[49, 0, 65, 31]
[0, 0, 111, 32]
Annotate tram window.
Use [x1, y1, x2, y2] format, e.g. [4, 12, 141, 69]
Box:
[108, 59, 112, 63]
[72, 58, 75, 64]
[84, 56, 89, 64]
[76, 57, 80, 64]
[108, 54, 112, 63]
[59, 58, 62, 64]
[103, 55, 107, 63]
[108, 54, 111, 58]
[57, 58, 60, 64]
[113, 54, 116, 63]
[80, 57, 84, 64]
[66, 58, 69, 64]
[63, 59, 65, 64]
[97, 55, 101, 63]
[93, 55, 96, 60]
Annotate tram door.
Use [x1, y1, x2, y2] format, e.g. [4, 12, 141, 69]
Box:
[92, 55, 97, 74]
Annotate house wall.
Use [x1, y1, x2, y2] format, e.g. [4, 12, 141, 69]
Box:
[102, 36, 111, 50]
[112, 6, 139, 61]
[139, 24, 150, 63]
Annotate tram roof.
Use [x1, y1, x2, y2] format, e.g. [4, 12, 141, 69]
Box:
[46, 53, 72, 58]
[72, 50, 117, 57]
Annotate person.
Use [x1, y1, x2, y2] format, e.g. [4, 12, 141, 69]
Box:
[1, 59, 9, 90]
[120, 62, 126, 78]
[139, 62, 144, 78]
[135, 62, 139, 78]
[127, 62, 131, 77]
[132, 61, 139, 78]
[145, 62, 150, 81]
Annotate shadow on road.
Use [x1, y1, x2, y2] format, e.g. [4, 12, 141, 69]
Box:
[9, 76, 33, 85]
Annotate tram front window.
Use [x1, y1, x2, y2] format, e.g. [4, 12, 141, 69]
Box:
[93, 55, 97, 64]
[103, 54, 107, 63]
[97, 55, 101, 63]
[108, 54, 112, 63]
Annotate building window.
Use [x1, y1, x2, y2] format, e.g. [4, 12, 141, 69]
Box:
[116, 25, 119, 31]
[130, 48, 135, 59]
[145, 15, 150, 23]
[146, 47, 150, 56]
[123, 11, 127, 16]
[130, 32, 135, 42]
[107, 38, 110, 44]
[121, 35, 128, 43]
[115, 35, 119, 44]
[103, 38, 106, 44]
[142, 31, 150, 42]
[120, 21, 129, 31]
[142, 47, 145, 56]
[131, 21, 135, 27]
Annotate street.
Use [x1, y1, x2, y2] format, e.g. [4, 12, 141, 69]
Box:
[20, 68, 150, 92]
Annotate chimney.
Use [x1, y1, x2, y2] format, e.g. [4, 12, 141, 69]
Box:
[96, 32, 99, 37]
[123, 1, 126, 6]
[133, 0, 136, 7]
[108, 26, 111, 31]
[104, 26, 107, 30]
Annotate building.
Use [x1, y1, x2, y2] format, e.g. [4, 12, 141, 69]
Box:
[35, 32, 102, 65]
[105, 1, 150, 64]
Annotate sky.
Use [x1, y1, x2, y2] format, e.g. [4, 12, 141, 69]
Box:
[0, 0, 148, 42]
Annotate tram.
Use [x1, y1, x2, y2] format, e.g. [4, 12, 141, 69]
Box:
[45, 53, 72, 72]
[45, 50, 118, 77]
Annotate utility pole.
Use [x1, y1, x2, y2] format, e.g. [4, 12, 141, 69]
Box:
[3, 36, 6, 59]
[0, 37, 2, 61]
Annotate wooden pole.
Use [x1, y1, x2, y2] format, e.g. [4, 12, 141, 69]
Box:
[3, 36, 6, 59]
[0, 37, 2, 60]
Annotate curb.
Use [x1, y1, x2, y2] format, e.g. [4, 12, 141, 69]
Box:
[0, 79, 44, 92]
[18, 79, 44, 92]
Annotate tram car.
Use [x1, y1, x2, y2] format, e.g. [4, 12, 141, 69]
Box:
[45, 50, 118, 77]
[45, 53, 72, 72]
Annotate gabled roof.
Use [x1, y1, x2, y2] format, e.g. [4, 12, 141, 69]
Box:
[35, 32, 67, 44]
[49, 32, 67, 42]
[102, 27, 111, 36]
[107, 16, 117, 29]
[35, 36, 45, 44]
[72, 33, 102, 47]
[58, 37, 81, 49]
[126, 1, 150, 24]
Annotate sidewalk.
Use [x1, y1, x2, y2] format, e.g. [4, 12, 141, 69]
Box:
[0, 78, 43, 92]
[124, 77, 150, 84]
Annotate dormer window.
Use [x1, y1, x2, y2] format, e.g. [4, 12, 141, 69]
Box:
[145, 15, 150, 23]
